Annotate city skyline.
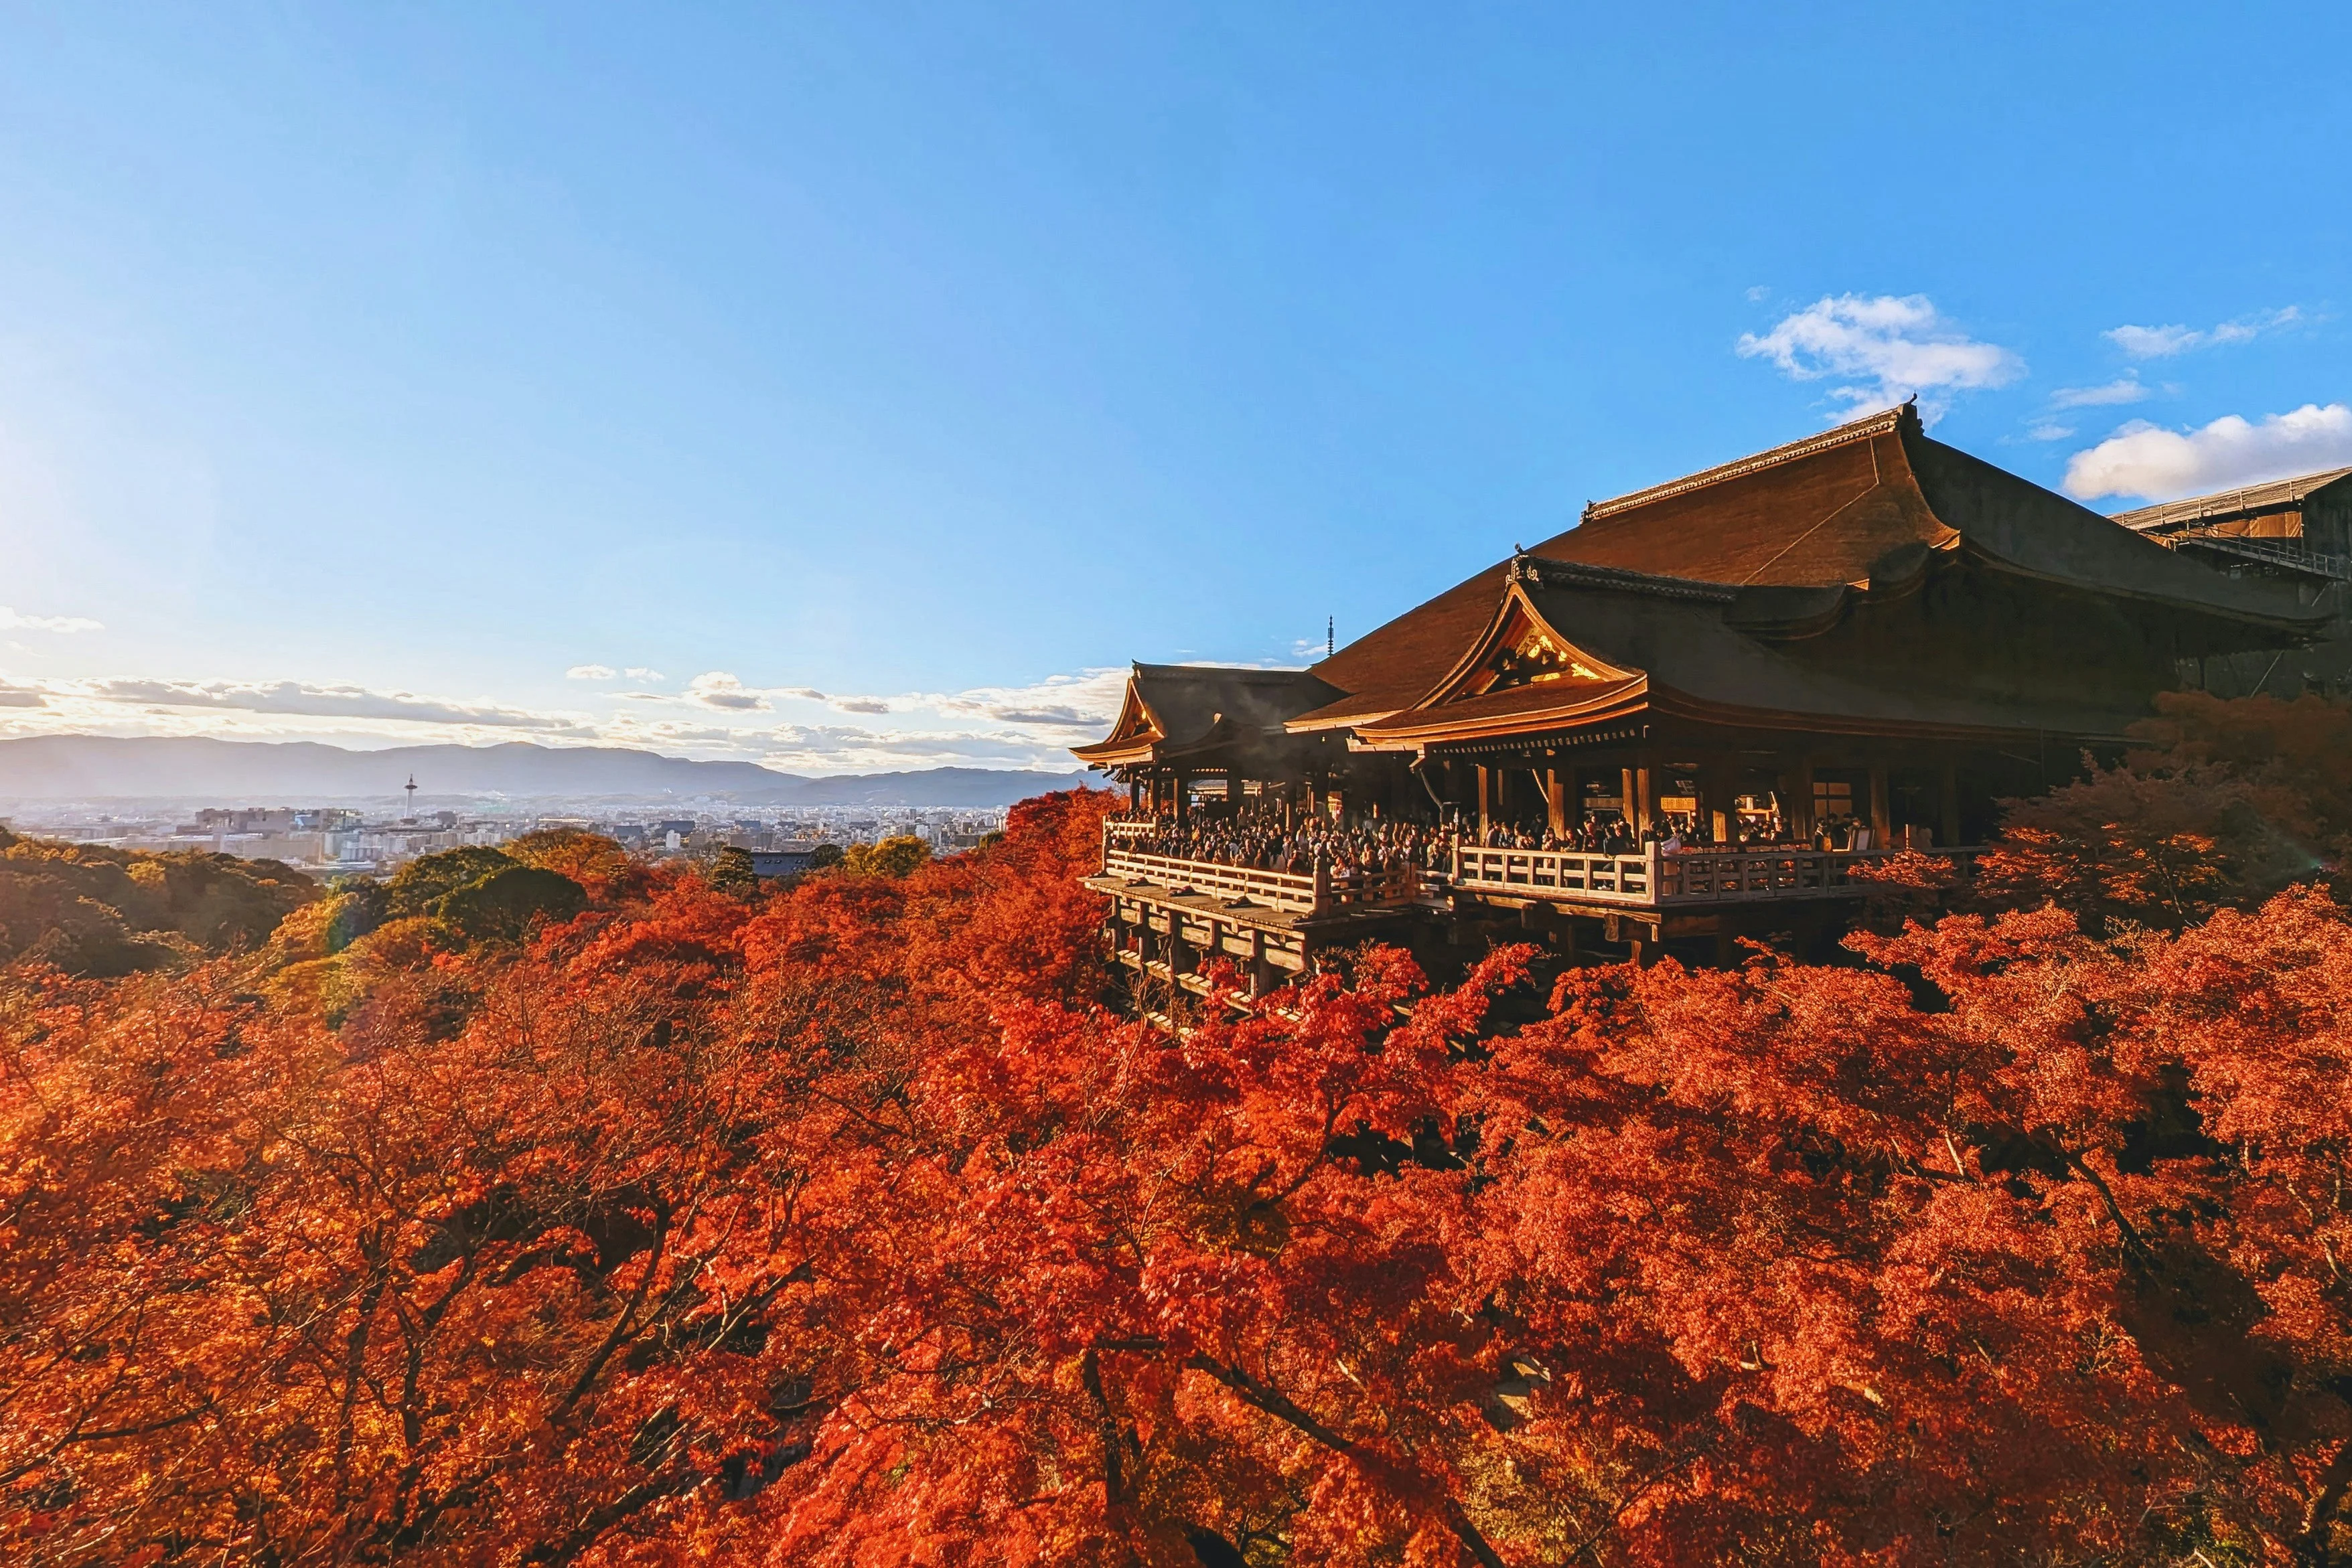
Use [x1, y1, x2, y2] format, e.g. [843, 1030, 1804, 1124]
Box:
[1, 3, 2347, 771]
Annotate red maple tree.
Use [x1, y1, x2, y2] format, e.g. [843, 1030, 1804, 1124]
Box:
[2, 714, 2349, 1565]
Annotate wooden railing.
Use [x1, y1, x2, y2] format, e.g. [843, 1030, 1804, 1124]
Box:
[1451, 846, 1655, 906]
[1452, 844, 1974, 908]
[1100, 846, 1424, 917]
[1104, 816, 1162, 846]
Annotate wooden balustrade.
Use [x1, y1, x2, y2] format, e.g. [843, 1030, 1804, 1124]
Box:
[1451, 846, 1655, 906]
[1451, 843, 1973, 908]
[1100, 826, 1960, 919]
[1099, 846, 1424, 917]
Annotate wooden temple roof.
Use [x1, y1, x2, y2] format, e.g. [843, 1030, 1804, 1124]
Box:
[1078, 407, 2331, 769]
[1286, 404, 2328, 737]
[1350, 555, 2169, 749]
[1071, 662, 1339, 769]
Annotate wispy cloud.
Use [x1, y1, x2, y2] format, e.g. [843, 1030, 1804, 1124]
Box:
[623, 667, 664, 681]
[42, 677, 593, 731]
[2049, 376, 2150, 410]
[2062, 402, 2352, 503]
[565, 663, 618, 680]
[0, 607, 103, 635]
[2104, 307, 2300, 360]
[2027, 422, 2075, 443]
[0, 662, 1128, 776]
[1736, 293, 2023, 422]
[932, 669, 1128, 729]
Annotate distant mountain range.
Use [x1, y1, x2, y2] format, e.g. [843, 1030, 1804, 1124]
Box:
[0, 736, 1098, 806]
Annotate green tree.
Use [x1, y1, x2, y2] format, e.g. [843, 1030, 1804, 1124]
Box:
[431, 864, 586, 944]
[840, 835, 931, 878]
[710, 846, 757, 894]
[385, 847, 518, 918]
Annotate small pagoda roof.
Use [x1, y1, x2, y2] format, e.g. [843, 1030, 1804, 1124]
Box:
[1289, 404, 2326, 733]
[2110, 467, 2352, 534]
[1072, 663, 1340, 769]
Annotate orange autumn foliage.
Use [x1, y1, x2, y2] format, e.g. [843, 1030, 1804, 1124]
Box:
[1, 720, 2350, 1566]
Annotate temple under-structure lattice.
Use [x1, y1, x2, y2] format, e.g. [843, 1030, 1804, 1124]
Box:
[1075, 404, 2332, 994]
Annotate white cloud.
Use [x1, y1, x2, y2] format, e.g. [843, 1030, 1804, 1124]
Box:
[2104, 307, 2300, 360]
[0, 607, 103, 634]
[0, 659, 1128, 777]
[2062, 402, 2352, 502]
[565, 663, 618, 680]
[624, 667, 664, 681]
[1736, 293, 2023, 422]
[930, 668, 1128, 729]
[684, 671, 773, 712]
[2049, 377, 2150, 410]
[44, 677, 592, 731]
[2027, 422, 2075, 443]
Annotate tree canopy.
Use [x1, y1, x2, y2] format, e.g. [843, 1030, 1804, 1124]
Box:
[3, 699, 2351, 1565]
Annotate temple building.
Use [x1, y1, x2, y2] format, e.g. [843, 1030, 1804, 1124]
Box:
[1078, 404, 2329, 988]
[2112, 465, 2352, 696]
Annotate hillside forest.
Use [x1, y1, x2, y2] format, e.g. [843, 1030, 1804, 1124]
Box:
[5, 691, 2352, 1567]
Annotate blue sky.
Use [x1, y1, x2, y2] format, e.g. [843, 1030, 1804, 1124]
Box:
[0, 3, 2346, 772]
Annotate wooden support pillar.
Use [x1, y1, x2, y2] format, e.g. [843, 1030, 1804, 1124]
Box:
[1619, 765, 1637, 832]
[1704, 759, 1736, 846]
[1477, 765, 1492, 838]
[1632, 761, 1656, 833]
[1128, 777, 1143, 813]
[1173, 771, 1191, 829]
[1226, 767, 1244, 812]
[1544, 766, 1567, 838]
[1939, 759, 1962, 848]
[1867, 764, 1891, 849]
[1782, 759, 1816, 840]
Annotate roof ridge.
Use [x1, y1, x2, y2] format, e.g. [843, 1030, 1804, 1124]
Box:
[2110, 465, 2352, 530]
[1512, 554, 1739, 603]
[1583, 403, 1914, 522]
[1132, 661, 1316, 678]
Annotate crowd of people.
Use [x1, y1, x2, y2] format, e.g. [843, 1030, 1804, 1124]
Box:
[1473, 807, 1880, 854]
[1124, 805, 1451, 878]
[1122, 799, 1887, 873]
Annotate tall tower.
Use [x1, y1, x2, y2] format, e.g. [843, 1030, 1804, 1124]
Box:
[405, 775, 419, 815]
